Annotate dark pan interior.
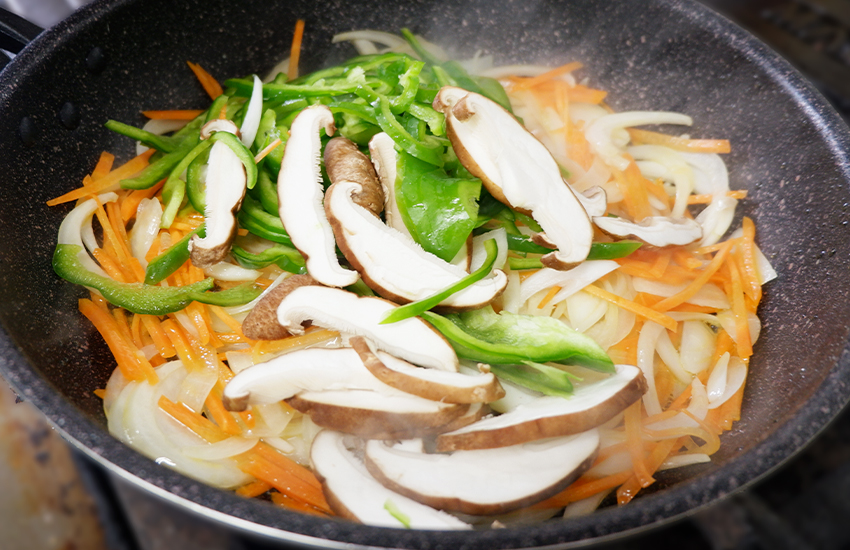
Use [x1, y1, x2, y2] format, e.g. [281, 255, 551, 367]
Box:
[1, 0, 850, 548]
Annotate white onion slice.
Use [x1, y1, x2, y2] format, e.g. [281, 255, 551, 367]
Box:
[224, 350, 254, 375]
[563, 489, 612, 518]
[240, 75, 264, 147]
[717, 310, 761, 346]
[707, 356, 746, 409]
[655, 329, 692, 385]
[519, 261, 618, 305]
[178, 368, 218, 413]
[566, 290, 607, 333]
[57, 192, 119, 277]
[658, 453, 711, 471]
[729, 228, 778, 284]
[632, 278, 729, 309]
[637, 321, 665, 416]
[679, 320, 717, 375]
[628, 144, 694, 217]
[585, 112, 692, 171]
[182, 437, 259, 460]
[470, 228, 508, 273]
[203, 261, 261, 282]
[130, 198, 163, 268]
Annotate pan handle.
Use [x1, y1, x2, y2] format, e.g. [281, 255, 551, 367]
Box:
[0, 8, 44, 55]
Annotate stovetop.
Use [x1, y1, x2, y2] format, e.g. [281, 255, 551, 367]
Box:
[3, 0, 850, 548]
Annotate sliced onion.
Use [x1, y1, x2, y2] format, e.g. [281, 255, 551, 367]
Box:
[252, 402, 296, 436]
[717, 309, 762, 346]
[224, 350, 254, 374]
[655, 330, 692, 385]
[708, 356, 746, 409]
[637, 321, 665, 416]
[706, 352, 730, 404]
[566, 290, 607, 333]
[563, 489, 612, 518]
[679, 320, 717, 374]
[632, 278, 729, 309]
[130, 198, 163, 268]
[332, 30, 408, 50]
[240, 75, 264, 147]
[263, 436, 296, 454]
[178, 368, 218, 413]
[182, 437, 259, 460]
[571, 155, 613, 194]
[729, 228, 778, 284]
[203, 261, 261, 282]
[658, 453, 711, 471]
[628, 145, 694, 217]
[470, 228, 508, 273]
[223, 271, 290, 318]
[519, 261, 619, 305]
[696, 195, 738, 247]
[585, 111, 692, 171]
[500, 269, 523, 314]
[57, 192, 119, 277]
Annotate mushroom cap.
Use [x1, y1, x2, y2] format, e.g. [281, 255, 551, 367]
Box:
[310, 430, 471, 529]
[324, 178, 507, 310]
[436, 364, 647, 451]
[593, 215, 703, 247]
[350, 336, 504, 404]
[277, 104, 360, 288]
[240, 274, 319, 340]
[434, 86, 593, 270]
[324, 136, 384, 217]
[364, 429, 599, 515]
[275, 285, 460, 371]
[189, 139, 248, 268]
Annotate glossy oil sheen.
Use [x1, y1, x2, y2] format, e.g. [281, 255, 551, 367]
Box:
[0, 0, 849, 548]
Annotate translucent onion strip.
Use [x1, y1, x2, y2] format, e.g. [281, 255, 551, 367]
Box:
[633, 278, 729, 309]
[518, 261, 619, 305]
[182, 437, 259, 460]
[636, 321, 665, 416]
[707, 355, 747, 409]
[130, 198, 163, 268]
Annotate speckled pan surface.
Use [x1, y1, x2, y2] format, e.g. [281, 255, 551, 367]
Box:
[0, 0, 849, 548]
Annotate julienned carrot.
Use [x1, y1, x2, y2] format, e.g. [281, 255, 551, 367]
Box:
[92, 248, 131, 283]
[204, 384, 242, 436]
[686, 190, 748, 204]
[535, 471, 632, 508]
[537, 285, 562, 309]
[651, 240, 734, 312]
[140, 315, 176, 358]
[270, 492, 330, 516]
[616, 438, 679, 505]
[627, 128, 731, 154]
[726, 259, 753, 359]
[159, 395, 228, 442]
[236, 479, 272, 498]
[142, 109, 205, 120]
[583, 285, 678, 331]
[187, 61, 223, 100]
[47, 149, 155, 206]
[288, 19, 306, 81]
[509, 61, 584, 89]
[236, 452, 331, 513]
[566, 84, 607, 104]
[252, 329, 340, 363]
[91, 151, 115, 180]
[254, 138, 283, 163]
[79, 299, 158, 384]
[737, 216, 762, 303]
[613, 161, 653, 221]
[624, 401, 653, 487]
[161, 319, 204, 372]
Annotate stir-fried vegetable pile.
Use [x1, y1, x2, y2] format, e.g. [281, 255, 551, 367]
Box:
[48, 25, 775, 528]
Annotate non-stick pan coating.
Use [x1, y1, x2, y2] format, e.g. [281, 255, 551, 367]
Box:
[1, 0, 849, 548]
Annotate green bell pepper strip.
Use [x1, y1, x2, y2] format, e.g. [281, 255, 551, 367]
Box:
[475, 76, 514, 114]
[54, 244, 213, 315]
[208, 131, 258, 190]
[205, 95, 230, 124]
[160, 177, 186, 229]
[406, 102, 445, 137]
[329, 102, 378, 125]
[237, 195, 294, 247]
[225, 77, 365, 102]
[121, 134, 201, 190]
[104, 120, 179, 153]
[185, 146, 211, 213]
[420, 306, 615, 372]
[381, 239, 498, 325]
[394, 149, 480, 261]
[144, 225, 205, 285]
[508, 257, 545, 271]
[400, 28, 442, 66]
[191, 283, 264, 307]
[390, 60, 424, 114]
[254, 168, 279, 215]
[506, 241, 643, 270]
[489, 362, 576, 398]
[231, 244, 306, 274]
[253, 108, 278, 152]
[360, 88, 444, 167]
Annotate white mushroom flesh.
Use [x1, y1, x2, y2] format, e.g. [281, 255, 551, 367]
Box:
[364, 429, 599, 515]
[434, 86, 592, 270]
[276, 285, 459, 371]
[324, 178, 507, 309]
[277, 104, 360, 288]
[369, 132, 412, 238]
[310, 430, 471, 529]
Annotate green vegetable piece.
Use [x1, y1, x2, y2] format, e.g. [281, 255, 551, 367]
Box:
[406, 102, 445, 137]
[160, 176, 186, 229]
[369, 90, 444, 167]
[390, 60, 424, 114]
[187, 283, 263, 307]
[508, 257, 545, 271]
[185, 146, 211, 213]
[231, 244, 305, 274]
[421, 306, 614, 372]
[104, 120, 178, 153]
[121, 135, 201, 190]
[475, 76, 514, 114]
[587, 241, 642, 260]
[237, 195, 294, 247]
[145, 225, 205, 285]
[489, 362, 575, 397]
[254, 168, 279, 215]
[209, 131, 258, 190]
[394, 150, 480, 261]
[205, 95, 230, 124]
[399, 28, 442, 66]
[224, 77, 361, 102]
[383, 499, 411, 529]
[253, 108, 278, 152]
[382, 239, 498, 324]
[54, 244, 214, 315]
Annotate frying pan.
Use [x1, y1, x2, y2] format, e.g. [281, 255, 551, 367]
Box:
[1, 0, 849, 548]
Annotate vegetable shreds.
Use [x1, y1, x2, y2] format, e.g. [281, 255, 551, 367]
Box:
[142, 109, 205, 120]
[508, 61, 583, 89]
[91, 152, 115, 180]
[687, 190, 747, 204]
[187, 61, 224, 100]
[627, 128, 731, 154]
[583, 285, 678, 331]
[287, 19, 306, 81]
[47, 149, 155, 206]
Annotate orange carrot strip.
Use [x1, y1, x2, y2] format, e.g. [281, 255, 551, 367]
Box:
[187, 61, 223, 100]
[236, 453, 331, 513]
[726, 260, 753, 359]
[737, 216, 762, 303]
[672, 248, 704, 271]
[686, 190, 748, 204]
[112, 308, 134, 343]
[651, 241, 734, 312]
[161, 319, 204, 371]
[185, 302, 211, 346]
[624, 401, 654, 487]
[91, 152, 115, 180]
[235, 480, 272, 498]
[142, 109, 204, 120]
[121, 181, 165, 222]
[251, 443, 323, 490]
[93, 388, 107, 399]
[269, 492, 330, 517]
[251, 329, 340, 363]
[627, 128, 731, 154]
[536, 471, 632, 508]
[158, 395, 228, 442]
[204, 385, 242, 436]
[287, 19, 306, 81]
[583, 285, 678, 331]
[47, 149, 155, 206]
[91, 248, 131, 283]
[613, 161, 653, 221]
[254, 138, 283, 163]
[566, 84, 607, 104]
[79, 299, 158, 384]
[537, 285, 562, 309]
[140, 315, 176, 358]
[510, 61, 584, 90]
[616, 438, 679, 505]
